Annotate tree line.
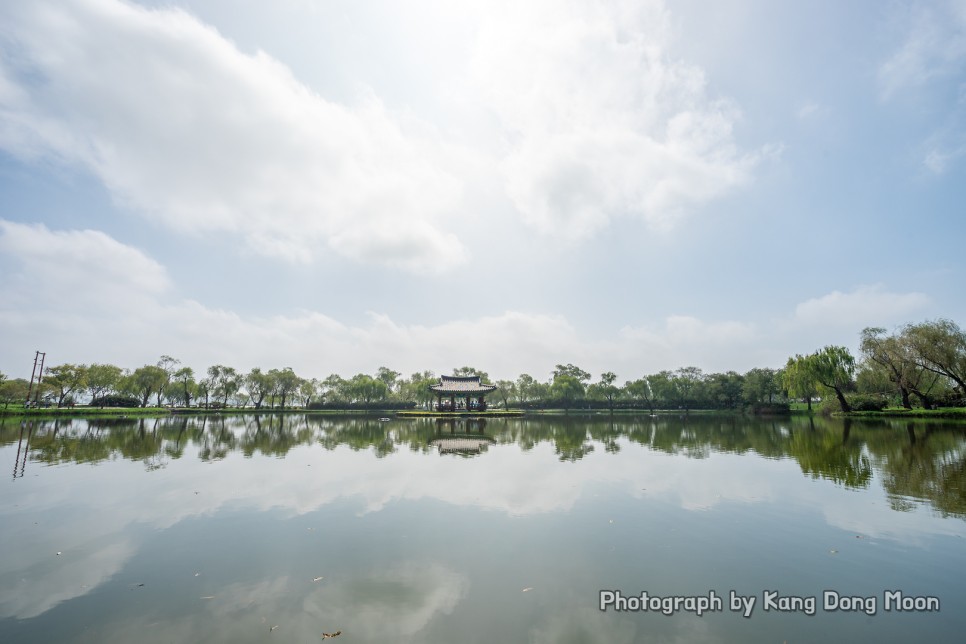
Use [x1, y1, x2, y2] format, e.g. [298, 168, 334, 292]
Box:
[1, 318, 964, 412]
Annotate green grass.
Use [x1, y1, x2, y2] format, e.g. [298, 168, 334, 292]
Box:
[840, 407, 966, 419]
[0, 405, 169, 418]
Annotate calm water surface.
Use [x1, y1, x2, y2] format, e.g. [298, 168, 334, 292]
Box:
[2, 414, 965, 643]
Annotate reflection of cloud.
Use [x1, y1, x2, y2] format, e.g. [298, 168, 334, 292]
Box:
[302, 563, 468, 641]
[529, 605, 638, 644]
[4, 419, 966, 622]
[0, 538, 135, 619]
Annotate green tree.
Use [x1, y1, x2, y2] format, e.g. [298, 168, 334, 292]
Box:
[345, 373, 389, 405]
[552, 364, 591, 383]
[705, 371, 745, 409]
[495, 379, 516, 409]
[515, 374, 539, 403]
[453, 366, 490, 382]
[0, 377, 30, 410]
[588, 371, 620, 412]
[376, 367, 401, 395]
[244, 368, 273, 408]
[743, 367, 779, 404]
[550, 374, 584, 412]
[624, 377, 655, 413]
[648, 371, 676, 408]
[129, 365, 167, 407]
[209, 365, 241, 407]
[809, 346, 856, 413]
[298, 378, 320, 407]
[86, 363, 122, 404]
[44, 364, 88, 406]
[673, 366, 704, 411]
[783, 354, 819, 411]
[155, 355, 180, 406]
[171, 366, 196, 407]
[321, 374, 347, 403]
[902, 319, 966, 396]
[269, 367, 301, 408]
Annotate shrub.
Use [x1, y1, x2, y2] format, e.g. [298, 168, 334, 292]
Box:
[90, 394, 141, 408]
[847, 394, 888, 412]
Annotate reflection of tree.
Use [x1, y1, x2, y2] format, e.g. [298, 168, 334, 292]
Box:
[786, 419, 872, 488]
[5, 413, 966, 520]
[865, 422, 966, 518]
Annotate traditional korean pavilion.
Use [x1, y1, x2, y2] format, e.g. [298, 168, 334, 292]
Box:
[430, 375, 496, 412]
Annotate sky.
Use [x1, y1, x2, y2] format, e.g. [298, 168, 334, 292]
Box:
[0, 0, 964, 383]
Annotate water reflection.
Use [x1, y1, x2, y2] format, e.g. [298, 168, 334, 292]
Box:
[3, 414, 966, 642]
[429, 419, 496, 456]
[3, 414, 965, 520]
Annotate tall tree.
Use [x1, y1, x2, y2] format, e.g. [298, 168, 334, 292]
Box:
[453, 366, 490, 382]
[129, 365, 167, 407]
[515, 374, 539, 403]
[783, 355, 819, 411]
[705, 371, 745, 409]
[172, 366, 196, 407]
[589, 371, 620, 412]
[244, 368, 273, 409]
[673, 366, 704, 411]
[155, 355, 180, 406]
[552, 364, 591, 383]
[0, 377, 30, 410]
[376, 367, 401, 394]
[809, 346, 856, 413]
[86, 363, 122, 404]
[495, 379, 516, 409]
[345, 373, 389, 405]
[208, 365, 241, 407]
[550, 373, 584, 412]
[44, 364, 88, 406]
[743, 368, 779, 404]
[270, 367, 301, 408]
[298, 378, 320, 407]
[902, 319, 966, 395]
[625, 377, 655, 414]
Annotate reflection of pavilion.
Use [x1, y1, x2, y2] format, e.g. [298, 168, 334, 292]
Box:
[429, 418, 495, 455]
[430, 375, 496, 412]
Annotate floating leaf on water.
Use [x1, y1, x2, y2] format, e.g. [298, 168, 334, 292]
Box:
[321, 630, 342, 639]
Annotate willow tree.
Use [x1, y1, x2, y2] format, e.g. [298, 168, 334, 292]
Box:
[783, 355, 818, 411]
[903, 319, 966, 396]
[809, 346, 856, 413]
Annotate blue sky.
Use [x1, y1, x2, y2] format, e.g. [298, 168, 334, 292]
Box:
[1, 0, 963, 382]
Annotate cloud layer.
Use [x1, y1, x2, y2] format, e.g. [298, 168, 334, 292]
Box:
[0, 0, 466, 272]
[0, 0, 766, 269]
[0, 221, 933, 379]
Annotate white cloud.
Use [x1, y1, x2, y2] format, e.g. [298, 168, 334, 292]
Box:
[0, 0, 466, 272]
[791, 284, 930, 329]
[878, 0, 966, 100]
[0, 220, 170, 306]
[471, 0, 767, 240]
[0, 223, 937, 380]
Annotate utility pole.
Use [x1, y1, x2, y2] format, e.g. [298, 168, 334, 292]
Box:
[25, 351, 46, 407]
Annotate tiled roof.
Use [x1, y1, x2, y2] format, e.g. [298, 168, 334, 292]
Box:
[429, 375, 497, 394]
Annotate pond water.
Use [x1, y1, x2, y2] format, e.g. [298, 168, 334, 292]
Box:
[1, 413, 965, 643]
